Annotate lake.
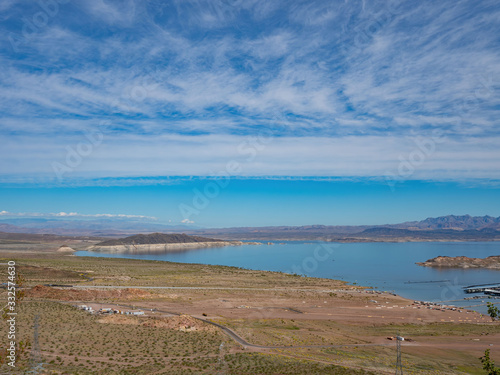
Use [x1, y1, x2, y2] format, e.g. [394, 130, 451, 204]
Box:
[76, 241, 500, 313]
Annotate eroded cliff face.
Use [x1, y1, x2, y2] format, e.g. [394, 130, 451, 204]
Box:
[417, 255, 500, 269]
[87, 241, 260, 253]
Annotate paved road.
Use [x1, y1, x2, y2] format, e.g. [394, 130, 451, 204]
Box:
[71, 300, 393, 350]
[47, 285, 400, 349]
[196, 318, 393, 350]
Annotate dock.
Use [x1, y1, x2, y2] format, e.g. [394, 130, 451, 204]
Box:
[484, 289, 500, 296]
[405, 280, 450, 284]
[463, 283, 500, 294]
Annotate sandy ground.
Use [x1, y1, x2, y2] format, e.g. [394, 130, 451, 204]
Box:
[112, 288, 492, 325]
[57, 284, 500, 374]
[3, 245, 500, 373]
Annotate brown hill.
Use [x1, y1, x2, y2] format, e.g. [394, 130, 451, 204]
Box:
[96, 233, 224, 246]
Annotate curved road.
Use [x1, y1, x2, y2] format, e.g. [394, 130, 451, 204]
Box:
[76, 300, 394, 350]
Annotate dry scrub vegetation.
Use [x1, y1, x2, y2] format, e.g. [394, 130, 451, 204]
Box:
[0, 301, 373, 374]
[0, 248, 499, 374]
[0, 251, 349, 289]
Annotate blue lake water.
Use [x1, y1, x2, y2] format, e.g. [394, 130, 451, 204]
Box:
[76, 241, 500, 313]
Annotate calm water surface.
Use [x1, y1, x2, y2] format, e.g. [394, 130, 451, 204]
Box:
[76, 241, 500, 313]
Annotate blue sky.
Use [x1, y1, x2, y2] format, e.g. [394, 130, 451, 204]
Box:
[0, 0, 499, 227]
[1, 179, 500, 227]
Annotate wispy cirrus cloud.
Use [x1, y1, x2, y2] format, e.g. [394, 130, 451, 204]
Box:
[0, 0, 499, 184]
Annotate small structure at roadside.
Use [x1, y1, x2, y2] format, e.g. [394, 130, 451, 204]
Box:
[76, 305, 146, 316]
[77, 305, 94, 312]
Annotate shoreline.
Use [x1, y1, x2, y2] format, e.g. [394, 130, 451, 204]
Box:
[3, 243, 497, 373]
[72, 250, 415, 303]
[87, 241, 261, 253]
[75, 244, 496, 315]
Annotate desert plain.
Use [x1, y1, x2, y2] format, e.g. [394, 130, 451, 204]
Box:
[0, 238, 499, 374]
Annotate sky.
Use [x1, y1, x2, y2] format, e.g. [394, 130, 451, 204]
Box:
[0, 0, 499, 227]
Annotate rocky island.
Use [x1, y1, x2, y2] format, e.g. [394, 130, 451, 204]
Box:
[417, 255, 500, 269]
[88, 232, 261, 253]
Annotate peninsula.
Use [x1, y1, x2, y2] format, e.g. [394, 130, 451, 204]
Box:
[88, 232, 260, 253]
[417, 255, 500, 269]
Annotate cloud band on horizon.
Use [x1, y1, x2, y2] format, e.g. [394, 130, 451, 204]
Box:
[0, 0, 499, 186]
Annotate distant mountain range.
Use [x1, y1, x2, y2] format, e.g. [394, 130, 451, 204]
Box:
[0, 218, 196, 237]
[393, 215, 500, 231]
[0, 215, 499, 242]
[0, 231, 101, 242]
[185, 215, 500, 241]
[348, 227, 500, 242]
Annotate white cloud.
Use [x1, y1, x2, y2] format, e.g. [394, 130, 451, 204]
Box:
[55, 212, 78, 217]
[0, 132, 499, 182]
[181, 219, 195, 224]
[83, 0, 137, 26]
[0, 0, 499, 184]
[0, 211, 157, 220]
